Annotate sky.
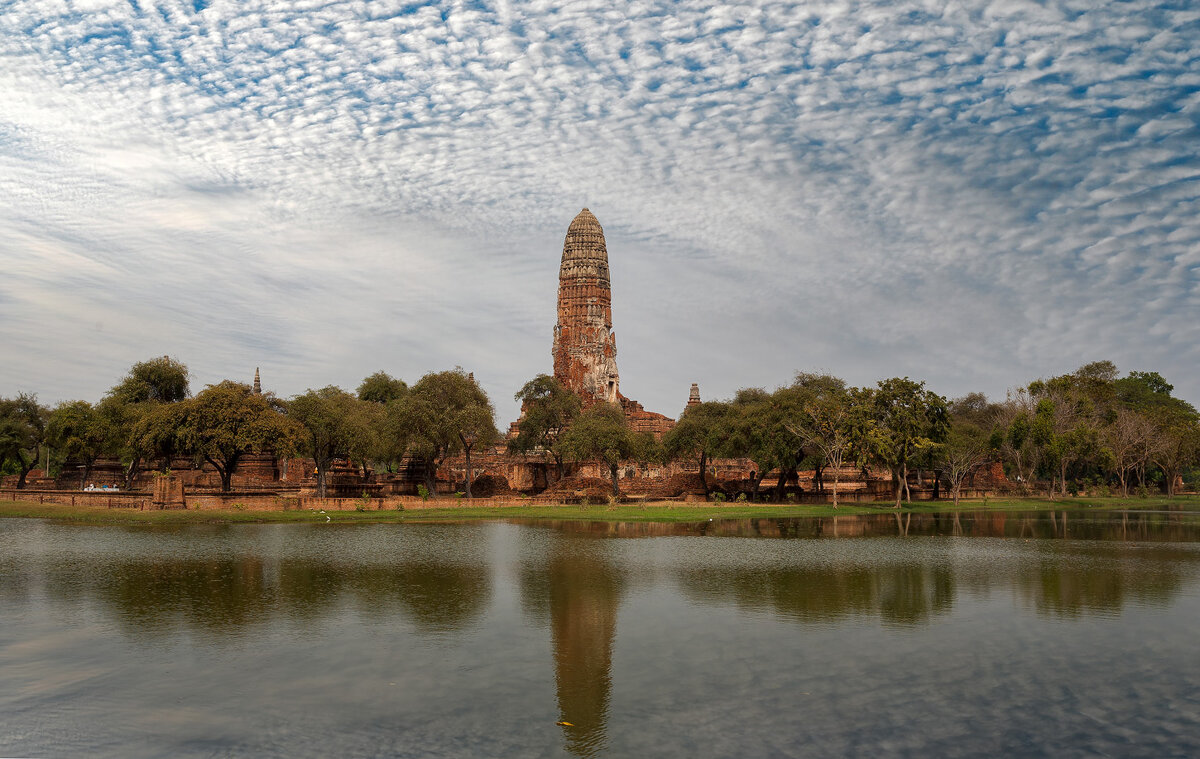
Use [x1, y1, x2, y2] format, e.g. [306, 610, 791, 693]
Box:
[1, 0, 1197, 423]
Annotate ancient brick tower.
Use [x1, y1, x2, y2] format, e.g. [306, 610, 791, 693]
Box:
[553, 208, 620, 404]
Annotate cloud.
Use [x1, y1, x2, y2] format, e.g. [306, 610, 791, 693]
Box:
[1, 0, 1198, 421]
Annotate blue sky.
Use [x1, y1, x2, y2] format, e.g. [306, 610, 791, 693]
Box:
[1, 0, 1198, 422]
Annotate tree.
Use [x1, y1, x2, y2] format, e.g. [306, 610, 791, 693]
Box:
[0, 394, 49, 488]
[783, 384, 866, 509]
[1102, 407, 1157, 497]
[47, 400, 111, 489]
[392, 369, 498, 498]
[509, 375, 582, 481]
[357, 371, 408, 405]
[937, 421, 991, 507]
[289, 387, 376, 498]
[106, 356, 190, 405]
[96, 357, 192, 488]
[174, 381, 303, 492]
[560, 403, 642, 498]
[866, 378, 948, 507]
[663, 401, 730, 497]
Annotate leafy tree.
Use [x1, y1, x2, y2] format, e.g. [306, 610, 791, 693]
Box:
[663, 400, 730, 497]
[289, 387, 377, 498]
[106, 356, 190, 405]
[716, 386, 809, 502]
[47, 400, 111, 489]
[174, 381, 303, 492]
[783, 384, 868, 509]
[560, 403, 643, 497]
[0, 394, 49, 488]
[509, 374, 582, 480]
[392, 368, 498, 498]
[97, 357, 191, 488]
[937, 421, 991, 507]
[357, 371, 408, 405]
[1102, 407, 1157, 497]
[866, 378, 948, 507]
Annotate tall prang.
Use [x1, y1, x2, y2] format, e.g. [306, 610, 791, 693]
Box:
[553, 208, 620, 404]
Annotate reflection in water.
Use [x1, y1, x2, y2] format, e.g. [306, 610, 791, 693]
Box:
[677, 561, 956, 627]
[2, 515, 1200, 758]
[520, 537, 624, 757]
[25, 525, 494, 638]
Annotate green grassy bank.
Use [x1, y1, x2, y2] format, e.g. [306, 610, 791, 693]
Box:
[2, 496, 1198, 526]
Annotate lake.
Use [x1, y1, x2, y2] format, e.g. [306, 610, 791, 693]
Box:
[2, 510, 1199, 757]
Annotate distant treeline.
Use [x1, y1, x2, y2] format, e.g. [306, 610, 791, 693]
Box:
[2, 358, 1197, 503]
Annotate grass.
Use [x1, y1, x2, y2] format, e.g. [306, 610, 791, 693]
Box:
[1, 495, 1198, 526]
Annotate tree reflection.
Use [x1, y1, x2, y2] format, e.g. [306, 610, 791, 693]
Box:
[676, 563, 955, 627]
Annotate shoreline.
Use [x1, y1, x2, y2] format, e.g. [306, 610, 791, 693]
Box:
[2, 496, 1198, 526]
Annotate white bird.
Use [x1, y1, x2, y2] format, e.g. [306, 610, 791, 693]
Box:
[326, 516, 331, 522]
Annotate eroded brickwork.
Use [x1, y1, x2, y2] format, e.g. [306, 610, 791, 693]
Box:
[553, 208, 620, 404]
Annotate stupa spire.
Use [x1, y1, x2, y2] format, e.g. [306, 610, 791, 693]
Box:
[253, 367, 261, 395]
[553, 208, 619, 404]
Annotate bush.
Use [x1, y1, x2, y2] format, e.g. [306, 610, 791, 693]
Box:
[711, 492, 726, 503]
[735, 493, 747, 503]
[417, 484, 431, 501]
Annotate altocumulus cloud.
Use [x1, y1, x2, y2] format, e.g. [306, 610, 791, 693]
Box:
[0, 0, 1197, 420]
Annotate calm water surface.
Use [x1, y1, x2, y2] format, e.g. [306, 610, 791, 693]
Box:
[2, 510, 1199, 758]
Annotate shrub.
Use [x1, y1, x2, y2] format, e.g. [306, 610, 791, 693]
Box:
[735, 493, 747, 503]
[711, 491, 726, 503]
[417, 484, 430, 501]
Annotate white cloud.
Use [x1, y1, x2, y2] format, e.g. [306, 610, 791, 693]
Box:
[0, 0, 1198, 421]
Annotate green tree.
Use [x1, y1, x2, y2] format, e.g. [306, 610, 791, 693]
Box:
[663, 400, 730, 497]
[784, 384, 868, 509]
[392, 369, 498, 498]
[867, 378, 948, 507]
[97, 357, 191, 489]
[937, 420, 991, 507]
[106, 356, 190, 405]
[47, 400, 111, 489]
[289, 387, 377, 498]
[560, 402, 642, 497]
[174, 381, 303, 492]
[0, 394, 49, 488]
[357, 371, 408, 404]
[508, 374, 582, 480]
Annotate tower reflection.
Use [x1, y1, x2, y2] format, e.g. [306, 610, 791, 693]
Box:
[521, 535, 624, 758]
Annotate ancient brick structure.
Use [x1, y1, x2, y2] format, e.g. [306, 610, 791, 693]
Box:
[550, 208, 676, 438]
[553, 208, 620, 404]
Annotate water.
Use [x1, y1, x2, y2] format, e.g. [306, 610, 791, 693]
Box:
[2, 511, 1199, 757]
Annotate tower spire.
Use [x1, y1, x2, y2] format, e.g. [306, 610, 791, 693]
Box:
[553, 209, 619, 404]
[253, 367, 261, 395]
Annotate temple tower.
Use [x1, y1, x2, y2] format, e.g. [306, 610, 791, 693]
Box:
[553, 208, 620, 404]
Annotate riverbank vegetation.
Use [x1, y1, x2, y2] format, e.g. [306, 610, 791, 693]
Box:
[2, 358, 1198, 503]
[2, 495, 1198, 526]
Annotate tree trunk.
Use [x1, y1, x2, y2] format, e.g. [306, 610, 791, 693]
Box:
[424, 458, 437, 497]
[902, 463, 911, 503]
[124, 456, 142, 491]
[698, 451, 709, 497]
[17, 457, 34, 489]
[464, 445, 474, 499]
[80, 462, 93, 491]
[315, 459, 328, 498]
[609, 462, 620, 498]
[773, 469, 788, 503]
[893, 471, 902, 508]
[931, 469, 941, 501]
[831, 470, 839, 510]
[953, 481, 961, 507]
[751, 471, 766, 502]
